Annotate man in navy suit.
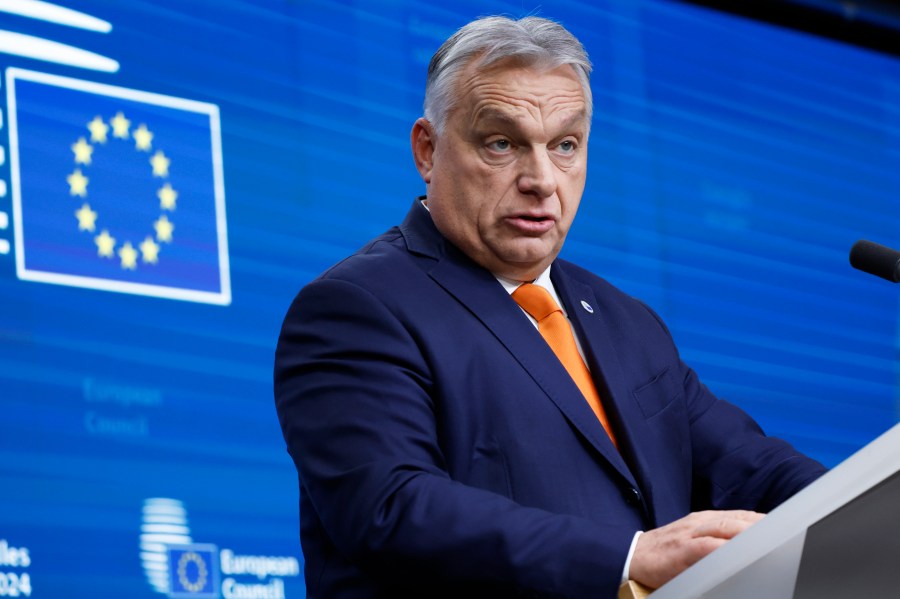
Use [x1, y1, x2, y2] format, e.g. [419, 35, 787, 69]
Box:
[274, 15, 826, 597]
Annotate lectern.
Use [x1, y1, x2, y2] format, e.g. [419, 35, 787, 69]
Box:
[640, 421, 900, 598]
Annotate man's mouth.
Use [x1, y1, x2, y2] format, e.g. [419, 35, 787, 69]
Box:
[506, 214, 556, 233]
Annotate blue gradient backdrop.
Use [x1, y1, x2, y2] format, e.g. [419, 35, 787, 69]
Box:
[1, 1, 899, 597]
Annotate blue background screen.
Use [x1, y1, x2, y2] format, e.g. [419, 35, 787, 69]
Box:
[1, 1, 898, 597]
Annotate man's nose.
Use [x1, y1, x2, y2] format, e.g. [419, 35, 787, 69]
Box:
[517, 148, 557, 198]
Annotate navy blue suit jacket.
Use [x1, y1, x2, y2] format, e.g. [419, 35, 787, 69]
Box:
[274, 200, 825, 598]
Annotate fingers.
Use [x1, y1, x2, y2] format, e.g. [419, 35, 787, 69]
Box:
[628, 510, 764, 590]
[685, 536, 727, 560]
[690, 510, 764, 540]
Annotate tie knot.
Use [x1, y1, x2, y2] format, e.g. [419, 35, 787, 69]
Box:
[512, 283, 562, 322]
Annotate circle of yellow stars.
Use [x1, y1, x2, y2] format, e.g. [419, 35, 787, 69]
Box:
[68, 111, 177, 270]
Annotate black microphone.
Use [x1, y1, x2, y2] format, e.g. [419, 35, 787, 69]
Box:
[849, 240, 900, 283]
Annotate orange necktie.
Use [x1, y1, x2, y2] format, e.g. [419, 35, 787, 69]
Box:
[512, 283, 617, 446]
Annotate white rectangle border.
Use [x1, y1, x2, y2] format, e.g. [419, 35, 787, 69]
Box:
[5, 67, 231, 305]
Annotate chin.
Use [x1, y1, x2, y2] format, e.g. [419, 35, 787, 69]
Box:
[497, 260, 552, 282]
[511, 246, 559, 268]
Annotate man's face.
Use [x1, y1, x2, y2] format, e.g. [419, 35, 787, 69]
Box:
[412, 59, 589, 281]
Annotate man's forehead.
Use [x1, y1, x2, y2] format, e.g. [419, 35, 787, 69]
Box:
[457, 60, 586, 118]
[466, 86, 588, 133]
[453, 64, 587, 127]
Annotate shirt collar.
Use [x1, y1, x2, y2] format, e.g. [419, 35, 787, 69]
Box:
[495, 265, 567, 317]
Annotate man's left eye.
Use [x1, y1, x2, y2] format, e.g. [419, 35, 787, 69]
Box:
[557, 140, 576, 153]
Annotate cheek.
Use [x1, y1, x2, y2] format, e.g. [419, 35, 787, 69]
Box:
[560, 174, 585, 213]
[433, 191, 483, 245]
[561, 193, 581, 218]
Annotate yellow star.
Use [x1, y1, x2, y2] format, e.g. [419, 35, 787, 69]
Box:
[158, 183, 178, 210]
[67, 169, 89, 197]
[140, 236, 160, 264]
[95, 230, 116, 257]
[118, 241, 138, 270]
[87, 116, 109, 143]
[71, 137, 94, 165]
[75, 203, 98, 232]
[150, 150, 170, 177]
[133, 124, 153, 151]
[110, 111, 131, 139]
[154, 215, 174, 243]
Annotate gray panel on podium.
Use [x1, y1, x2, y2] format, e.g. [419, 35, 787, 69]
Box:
[699, 531, 806, 599]
[794, 470, 900, 598]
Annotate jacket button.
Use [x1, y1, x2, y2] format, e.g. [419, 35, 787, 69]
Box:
[623, 487, 642, 506]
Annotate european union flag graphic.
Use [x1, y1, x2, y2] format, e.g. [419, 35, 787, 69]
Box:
[166, 544, 219, 598]
[5, 68, 230, 304]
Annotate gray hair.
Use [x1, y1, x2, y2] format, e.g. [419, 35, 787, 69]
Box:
[423, 16, 593, 134]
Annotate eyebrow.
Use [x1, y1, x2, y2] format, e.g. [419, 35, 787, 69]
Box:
[472, 108, 588, 136]
[473, 108, 519, 127]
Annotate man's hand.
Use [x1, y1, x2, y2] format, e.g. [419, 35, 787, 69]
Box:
[629, 510, 764, 589]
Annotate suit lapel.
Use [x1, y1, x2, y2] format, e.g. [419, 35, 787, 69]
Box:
[426, 245, 638, 489]
[552, 265, 661, 522]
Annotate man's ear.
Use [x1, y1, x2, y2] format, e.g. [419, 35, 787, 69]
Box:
[411, 117, 436, 184]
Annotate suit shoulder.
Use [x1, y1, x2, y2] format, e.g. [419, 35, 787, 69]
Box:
[316, 226, 409, 282]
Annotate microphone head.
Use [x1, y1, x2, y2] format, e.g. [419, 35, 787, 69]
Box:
[849, 240, 900, 283]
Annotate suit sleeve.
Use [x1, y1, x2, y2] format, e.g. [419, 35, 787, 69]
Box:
[685, 365, 827, 513]
[635, 301, 829, 514]
[274, 277, 636, 597]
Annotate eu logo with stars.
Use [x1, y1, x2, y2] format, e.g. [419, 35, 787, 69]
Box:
[5, 68, 231, 305]
[166, 544, 220, 598]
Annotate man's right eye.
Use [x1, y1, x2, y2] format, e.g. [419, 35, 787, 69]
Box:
[487, 139, 512, 152]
